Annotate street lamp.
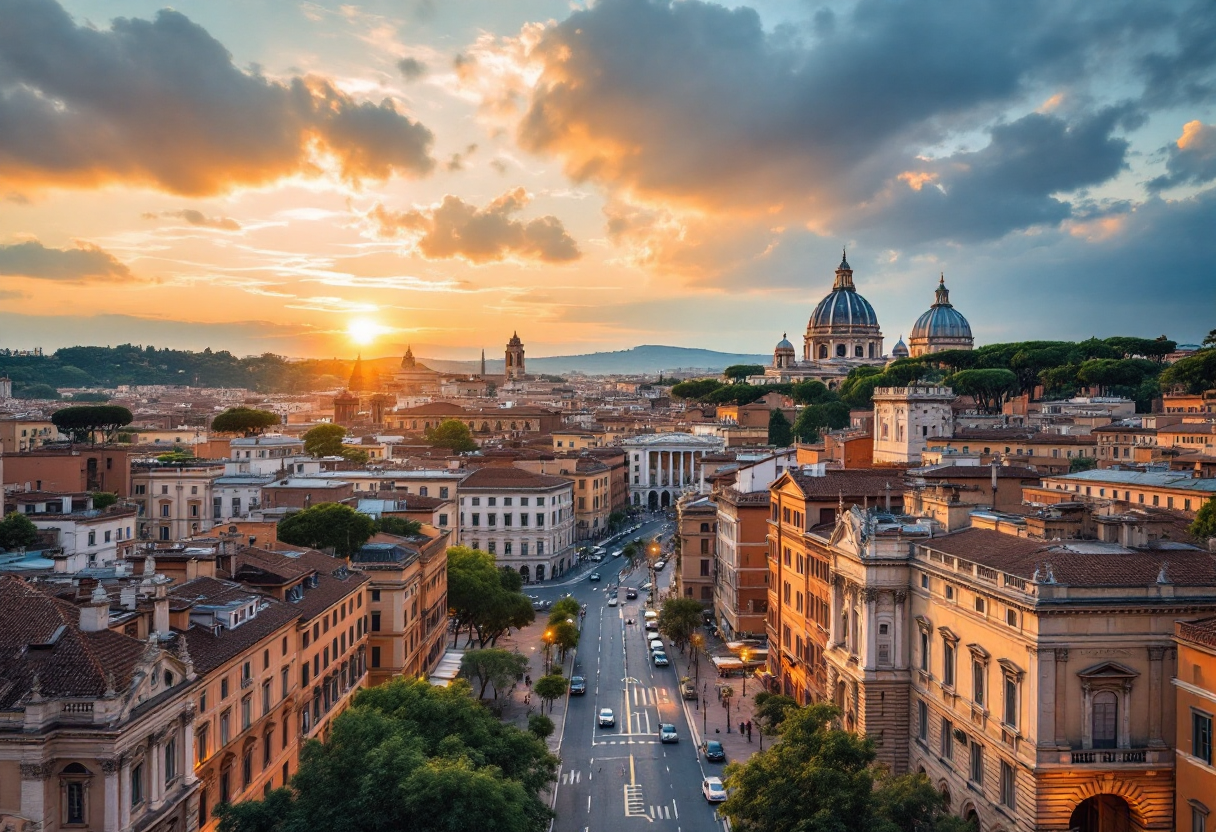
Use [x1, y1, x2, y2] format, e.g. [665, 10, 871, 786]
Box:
[690, 633, 704, 684]
[542, 629, 553, 675]
[702, 694, 708, 735]
[740, 647, 751, 696]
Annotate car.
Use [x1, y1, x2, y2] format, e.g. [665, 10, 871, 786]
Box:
[569, 676, 587, 695]
[681, 679, 698, 700]
[659, 723, 678, 743]
[643, 610, 658, 621]
[532, 600, 545, 610]
[640, 581, 653, 591]
[589, 572, 601, 582]
[625, 589, 637, 599]
[702, 740, 726, 762]
[652, 652, 669, 667]
[611, 549, 623, 558]
[648, 637, 664, 651]
[608, 597, 618, 607]
[598, 708, 615, 727]
[654, 560, 667, 570]
[645, 620, 658, 631]
[590, 554, 604, 562]
[702, 777, 727, 803]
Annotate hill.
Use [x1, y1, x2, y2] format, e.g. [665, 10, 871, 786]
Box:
[372, 345, 769, 376]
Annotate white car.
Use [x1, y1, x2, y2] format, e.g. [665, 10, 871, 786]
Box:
[649, 638, 664, 653]
[598, 708, 615, 727]
[608, 597, 618, 607]
[702, 777, 727, 803]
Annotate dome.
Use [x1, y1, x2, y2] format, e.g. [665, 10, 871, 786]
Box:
[892, 336, 909, 358]
[775, 333, 795, 352]
[910, 275, 972, 341]
[808, 248, 881, 333]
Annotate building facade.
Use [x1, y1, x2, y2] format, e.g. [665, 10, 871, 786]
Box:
[132, 462, 225, 542]
[1174, 617, 1216, 832]
[505, 332, 526, 381]
[623, 432, 725, 509]
[873, 386, 955, 465]
[459, 467, 576, 582]
[675, 494, 717, 605]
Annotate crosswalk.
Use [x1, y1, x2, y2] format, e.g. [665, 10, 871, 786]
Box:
[648, 804, 675, 820]
[596, 738, 658, 745]
[630, 685, 669, 706]
[560, 769, 583, 785]
[623, 785, 646, 817]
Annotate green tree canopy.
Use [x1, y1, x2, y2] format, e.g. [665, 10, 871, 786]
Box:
[1192, 498, 1216, 540]
[752, 691, 798, 733]
[15, 383, 60, 400]
[69, 391, 110, 402]
[658, 596, 705, 652]
[550, 620, 580, 659]
[460, 649, 529, 699]
[790, 379, 835, 405]
[533, 674, 568, 714]
[0, 512, 39, 551]
[90, 491, 119, 510]
[1104, 336, 1176, 363]
[527, 713, 555, 740]
[1160, 349, 1216, 394]
[548, 597, 581, 624]
[425, 419, 478, 452]
[216, 678, 558, 832]
[211, 406, 280, 436]
[792, 401, 851, 443]
[375, 516, 423, 537]
[1076, 358, 1155, 395]
[767, 409, 793, 446]
[723, 364, 766, 383]
[669, 378, 726, 401]
[302, 423, 348, 456]
[277, 503, 375, 558]
[51, 404, 133, 443]
[946, 368, 1018, 414]
[446, 547, 535, 648]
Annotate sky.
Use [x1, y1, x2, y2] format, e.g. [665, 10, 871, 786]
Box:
[0, 0, 1213, 361]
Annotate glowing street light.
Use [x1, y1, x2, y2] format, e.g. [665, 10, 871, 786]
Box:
[740, 647, 751, 696]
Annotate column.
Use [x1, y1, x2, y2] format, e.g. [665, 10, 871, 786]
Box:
[102, 757, 120, 832]
[1147, 645, 1166, 747]
[863, 589, 878, 670]
[1054, 648, 1069, 746]
[1038, 648, 1057, 748]
[828, 577, 841, 645]
[1119, 681, 1132, 749]
[148, 734, 161, 808]
[678, 452, 685, 489]
[1080, 683, 1093, 749]
[183, 710, 198, 784]
[648, 451, 656, 486]
[19, 762, 49, 829]
[119, 755, 132, 832]
[893, 591, 906, 668]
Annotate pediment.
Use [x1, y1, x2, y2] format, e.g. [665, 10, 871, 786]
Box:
[1077, 661, 1139, 681]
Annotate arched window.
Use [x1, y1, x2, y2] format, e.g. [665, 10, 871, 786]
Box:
[836, 344, 847, 357]
[854, 345, 864, 358]
[819, 345, 828, 359]
[1092, 690, 1117, 749]
[869, 343, 876, 358]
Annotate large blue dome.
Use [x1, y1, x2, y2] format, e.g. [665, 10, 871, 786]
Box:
[911, 304, 972, 340]
[809, 288, 880, 331]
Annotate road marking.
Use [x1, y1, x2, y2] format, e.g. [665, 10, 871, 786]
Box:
[624, 784, 647, 818]
[672, 799, 679, 819]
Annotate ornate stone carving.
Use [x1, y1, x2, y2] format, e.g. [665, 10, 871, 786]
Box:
[892, 591, 907, 604]
[99, 758, 120, 775]
[862, 588, 881, 603]
[1055, 648, 1069, 663]
[1147, 645, 1167, 661]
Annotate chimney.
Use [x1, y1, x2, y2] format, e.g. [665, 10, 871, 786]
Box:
[120, 582, 138, 611]
[153, 583, 170, 636]
[80, 584, 111, 632]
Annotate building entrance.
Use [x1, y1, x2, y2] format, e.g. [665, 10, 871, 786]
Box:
[1069, 794, 1132, 832]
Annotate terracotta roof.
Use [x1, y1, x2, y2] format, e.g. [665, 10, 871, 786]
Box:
[173, 577, 301, 674]
[221, 547, 367, 621]
[919, 465, 1041, 479]
[0, 576, 148, 710]
[230, 547, 314, 586]
[395, 402, 469, 416]
[787, 469, 904, 498]
[461, 466, 573, 490]
[921, 527, 1216, 587]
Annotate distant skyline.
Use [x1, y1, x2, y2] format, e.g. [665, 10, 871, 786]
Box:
[0, 0, 1213, 359]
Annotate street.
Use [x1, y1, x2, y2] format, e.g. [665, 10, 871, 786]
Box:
[526, 516, 729, 832]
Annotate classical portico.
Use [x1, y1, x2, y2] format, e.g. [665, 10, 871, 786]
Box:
[622, 433, 725, 510]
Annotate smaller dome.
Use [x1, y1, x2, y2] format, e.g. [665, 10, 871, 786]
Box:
[892, 336, 909, 358]
[775, 333, 795, 352]
[910, 275, 973, 341]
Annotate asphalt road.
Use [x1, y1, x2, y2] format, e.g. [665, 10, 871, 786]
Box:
[529, 517, 729, 832]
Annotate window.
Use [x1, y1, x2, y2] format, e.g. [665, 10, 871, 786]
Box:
[942, 640, 956, 688]
[263, 732, 273, 768]
[221, 678, 229, 699]
[921, 574, 928, 589]
[220, 710, 231, 744]
[1006, 609, 1018, 628]
[1194, 803, 1209, 832]
[371, 646, 381, 668]
[197, 724, 209, 762]
[281, 668, 289, 698]
[999, 761, 1016, 809]
[974, 597, 986, 614]
[371, 612, 381, 632]
[262, 681, 272, 714]
[972, 659, 986, 708]
[918, 700, 928, 741]
[1194, 710, 1214, 765]
[1003, 674, 1019, 728]
[969, 741, 983, 785]
[241, 695, 252, 730]
[940, 717, 954, 761]
[1092, 691, 1118, 749]
[132, 762, 145, 806]
[165, 737, 177, 782]
[243, 749, 253, 789]
[919, 629, 930, 672]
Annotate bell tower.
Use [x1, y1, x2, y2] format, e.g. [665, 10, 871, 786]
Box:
[505, 332, 526, 381]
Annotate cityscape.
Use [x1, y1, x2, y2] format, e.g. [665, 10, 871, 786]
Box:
[1, 3, 1215, 832]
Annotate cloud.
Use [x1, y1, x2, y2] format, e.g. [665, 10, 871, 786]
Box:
[1137, 1, 1216, 106]
[0, 0, 435, 195]
[445, 144, 479, 172]
[0, 240, 133, 281]
[397, 57, 428, 81]
[368, 188, 581, 264]
[143, 209, 242, 231]
[0, 289, 28, 300]
[1148, 120, 1216, 191]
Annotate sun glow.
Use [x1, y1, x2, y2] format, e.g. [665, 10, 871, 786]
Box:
[347, 318, 390, 345]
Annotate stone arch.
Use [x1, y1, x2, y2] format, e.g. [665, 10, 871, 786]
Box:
[647, 491, 659, 510]
[938, 782, 951, 812]
[959, 800, 981, 831]
[1065, 779, 1150, 830]
[495, 421, 503, 431]
[510, 421, 518, 430]
[632, 492, 642, 506]
[535, 564, 545, 581]
[519, 565, 530, 582]
[660, 490, 671, 508]
[818, 344, 828, 359]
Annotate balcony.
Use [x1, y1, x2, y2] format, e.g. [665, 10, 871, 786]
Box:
[1065, 748, 1168, 765]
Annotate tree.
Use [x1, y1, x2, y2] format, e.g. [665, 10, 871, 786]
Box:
[752, 691, 798, 733]
[0, 512, 39, 551]
[547, 597, 580, 624]
[534, 674, 568, 714]
[607, 511, 627, 531]
[211, 406, 280, 436]
[670, 378, 725, 401]
[1160, 350, 1216, 394]
[15, 383, 59, 400]
[658, 597, 705, 653]
[870, 771, 964, 832]
[1204, 329, 1216, 349]
[527, 713, 555, 740]
[1076, 358, 1155, 395]
[1104, 336, 1176, 364]
[218, 678, 557, 832]
[550, 620, 580, 660]
[90, 491, 119, 510]
[767, 409, 793, 446]
[51, 404, 133, 443]
[375, 516, 423, 537]
[460, 649, 529, 699]
[446, 547, 535, 648]
[425, 419, 478, 452]
[946, 369, 1017, 414]
[723, 364, 766, 383]
[302, 423, 347, 456]
[790, 379, 834, 405]
[792, 401, 850, 443]
[1069, 456, 1098, 473]
[277, 503, 375, 558]
[69, 392, 110, 402]
[1192, 498, 1216, 540]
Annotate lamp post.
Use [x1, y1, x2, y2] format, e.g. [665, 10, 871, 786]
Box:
[702, 694, 708, 735]
[691, 633, 704, 685]
[542, 629, 553, 675]
[740, 647, 750, 696]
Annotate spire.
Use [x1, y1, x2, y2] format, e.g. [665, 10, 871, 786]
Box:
[480, 349, 486, 377]
[401, 344, 416, 369]
[934, 273, 952, 307]
[347, 354, 366, 391]
[833, 247, 855, 290]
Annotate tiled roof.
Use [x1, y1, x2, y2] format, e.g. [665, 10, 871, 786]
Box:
[787, 469, 904, 498]
[1048, 469, 1216, 492]
[230, 547, 314, 586]
[0, 576, 148, 710]
[921, 527, 1216, 587]
[222, 547, 367, 621]
[919, 464, 1041, 479]
[395, 402, 469, 415]
[461, 466, 573, 490]
[174, 577, 301, 674]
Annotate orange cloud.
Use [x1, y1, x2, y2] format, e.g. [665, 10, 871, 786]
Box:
[1178, 120, 1205, 149]
[897, 171, 939, 191]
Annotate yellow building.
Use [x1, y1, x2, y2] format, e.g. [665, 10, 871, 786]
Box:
[1174, 617, 1216, 832]
[675, 494, 718, 605]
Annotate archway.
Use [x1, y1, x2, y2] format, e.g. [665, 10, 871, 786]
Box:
[1069, 794, 1132, 832]
[535, 564, 545, 581]
[660, 491, 671, 508]
[962, 805, 980, 831]
[647, 491, 659, 510]
[633, 493, 641, 506]
[520, 565, 530, 583]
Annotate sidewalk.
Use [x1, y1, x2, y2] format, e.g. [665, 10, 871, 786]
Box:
[481, 614, 576, 755]
[668, 625, 763, 763]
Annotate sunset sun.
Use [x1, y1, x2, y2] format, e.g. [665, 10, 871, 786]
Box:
[347, 318, 388, 345]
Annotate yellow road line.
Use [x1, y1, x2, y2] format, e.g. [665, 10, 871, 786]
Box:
[629, 753, 636, 785]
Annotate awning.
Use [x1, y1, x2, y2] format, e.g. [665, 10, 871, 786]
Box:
[428, 649, 464, 687]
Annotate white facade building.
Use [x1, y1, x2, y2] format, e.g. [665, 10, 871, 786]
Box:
[622, 432, 725, 509]
[458, 467, 575, 583]
[872, 386, 955, 465]
[131, 462, 225, 542]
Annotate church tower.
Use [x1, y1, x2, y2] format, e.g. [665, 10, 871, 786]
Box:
[347, 355, 367, 392]
[505, 332, 526, 381]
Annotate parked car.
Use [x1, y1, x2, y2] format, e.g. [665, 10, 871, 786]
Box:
[608, 597, 618, 607]
[659, 723, 678, 743]
[598, 708, 615, 727]
[589, 572, 601, 582]
[625, 589, 638, 599]
[645, 620, 658, 631]
[702, 740, 725, 762]
[654, 560, 667, 570]
[648, 637, 664, 652]
[652, 652, 669, 667]
[590, 554, 604, 562]
[702, 777, 727, 802]
[570, 676, 587, 695]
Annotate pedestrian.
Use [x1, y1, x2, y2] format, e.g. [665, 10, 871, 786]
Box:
[747, 721, 753, 742]
[525, 674, 531, 687]
[739, 721, 745, 736]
